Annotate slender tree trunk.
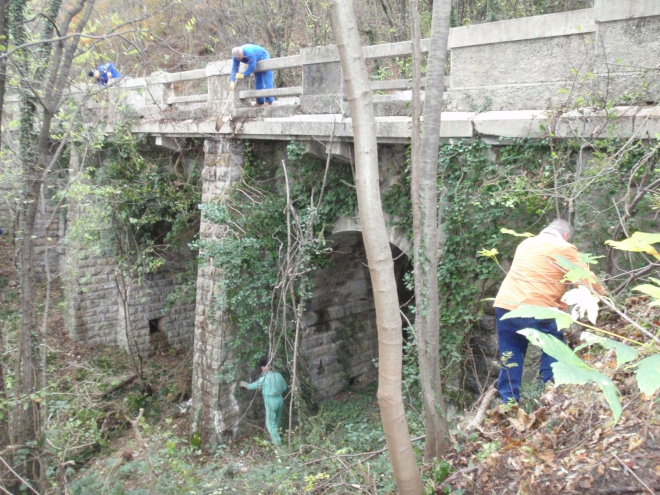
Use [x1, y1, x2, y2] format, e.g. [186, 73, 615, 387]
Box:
[0, 0, 10, 462]
[0, 318, 10, 486]
[329, 0, 423, 492]
[15, 177, 42, 484]
[8, 0, 95, 486]
[0, 0, 9, 130]
[411, 0, 453, 460]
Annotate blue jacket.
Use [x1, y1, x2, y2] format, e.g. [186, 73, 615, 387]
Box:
[230, 44, 270, 82]
[96, 63, 121, 87]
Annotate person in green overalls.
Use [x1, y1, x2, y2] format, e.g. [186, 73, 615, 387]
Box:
[239, 358, 288, 445]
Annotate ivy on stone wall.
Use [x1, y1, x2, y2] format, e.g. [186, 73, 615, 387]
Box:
[436, 139, 554, 364]
[68, 118, 202, 299]
[383, 139, 556, 371]
[90, 122, 202, 252]
[203, 135, 658, 395]
[198, 141, 359, 376]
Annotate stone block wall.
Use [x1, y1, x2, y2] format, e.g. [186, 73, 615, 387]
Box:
[62, 146, 198, 355]
[64, 254, 119, 345]
[116, 263, 197, 354]
[301, 230, 412, 399]
[64, 247, 196, 353]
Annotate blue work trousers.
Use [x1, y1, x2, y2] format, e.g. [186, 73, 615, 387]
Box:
[255, 70, 274, 104]
[495, 307, 564, 403]
[264, 394, 283, 445]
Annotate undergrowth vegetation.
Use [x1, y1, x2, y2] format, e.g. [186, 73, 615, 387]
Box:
[2, 125, 659, 493]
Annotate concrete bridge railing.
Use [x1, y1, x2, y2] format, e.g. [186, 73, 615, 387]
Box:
[73, 0, 659, 127]
[3, 0, 659, 143]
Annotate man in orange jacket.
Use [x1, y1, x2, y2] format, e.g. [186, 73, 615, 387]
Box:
[494, 219, 605, 403]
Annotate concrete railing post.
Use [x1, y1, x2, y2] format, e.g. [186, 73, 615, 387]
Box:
[300, 45, 346, 114]
[206, 60, 233, 115]
[143, 71, 174, 117]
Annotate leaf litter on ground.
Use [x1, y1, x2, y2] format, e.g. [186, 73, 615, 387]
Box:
[442, 300, 660, 495]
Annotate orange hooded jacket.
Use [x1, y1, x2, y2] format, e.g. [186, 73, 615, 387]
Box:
[494, 230, 605, 311]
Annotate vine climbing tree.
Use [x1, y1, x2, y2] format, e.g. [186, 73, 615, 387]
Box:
[7, 0, 98, 488]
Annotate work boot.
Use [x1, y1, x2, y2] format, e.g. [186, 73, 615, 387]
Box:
[263, 102, 272, 107]
[252, 102, 263, 107]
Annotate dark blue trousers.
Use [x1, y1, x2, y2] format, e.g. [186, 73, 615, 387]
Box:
[254, 70, 274, 104]
[495, 307, 564, 403]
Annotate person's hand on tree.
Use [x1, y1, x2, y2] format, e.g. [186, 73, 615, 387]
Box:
[239, 381, 248, 388]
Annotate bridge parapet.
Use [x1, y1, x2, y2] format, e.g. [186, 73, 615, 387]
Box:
[26, 0, 656, 143]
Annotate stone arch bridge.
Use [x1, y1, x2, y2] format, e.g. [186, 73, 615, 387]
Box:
[5, 0, 658, 445]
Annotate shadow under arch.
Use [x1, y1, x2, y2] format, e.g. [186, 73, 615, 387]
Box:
[300, 219, 414, 401]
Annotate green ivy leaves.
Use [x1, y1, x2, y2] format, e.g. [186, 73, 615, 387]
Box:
[502, 305, 573, 331]
[631, 355, 660, 397]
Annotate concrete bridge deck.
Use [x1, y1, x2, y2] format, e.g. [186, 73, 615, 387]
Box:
[131, 107, 660, 144]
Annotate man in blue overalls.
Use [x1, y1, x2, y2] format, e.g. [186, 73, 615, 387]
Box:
[229, 44, 274, 107]
[88, 63, 122, 88]
[239, 358, 288, 445]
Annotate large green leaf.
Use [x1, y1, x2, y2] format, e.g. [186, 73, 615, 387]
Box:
[519, 328, 585, 366]
[554, 255, 593, 284]
[631, 354, 660, 396]
[578, 332, 638, 368]
[605, 232, 660, 260]
[633, 283, 660, 307]
[519, 328, 622, 423]
[502, 305, 574, 331]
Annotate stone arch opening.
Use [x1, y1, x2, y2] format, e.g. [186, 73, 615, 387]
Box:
[301, 228, 413, 400]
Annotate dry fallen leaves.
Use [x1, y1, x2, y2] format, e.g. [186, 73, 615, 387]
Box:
[508, 408, 537, 433]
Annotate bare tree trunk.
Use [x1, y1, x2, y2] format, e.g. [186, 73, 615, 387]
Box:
[0, 0, 9, 130]
[329, 0, 423, 492]
[411, 0, 453, 460]
[0, 305, 10, 485]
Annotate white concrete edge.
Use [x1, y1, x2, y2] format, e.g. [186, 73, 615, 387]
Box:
[127, 106, 660, 141]
[162, 69, 207, 84]
[595, 0, 660, 22]
[448, 8, 595, 48]
[331, 215, 412, 256]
